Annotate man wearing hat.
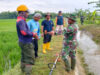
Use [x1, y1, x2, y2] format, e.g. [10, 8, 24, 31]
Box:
[41, 13, 54, 54]
[55, 11, 65, 35]
[16, 5, 38, 75]
[27, 13, 42, 58]
[62, 14, 78, 73]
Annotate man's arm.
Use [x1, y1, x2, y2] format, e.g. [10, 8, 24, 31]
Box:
[27, 21, 31, 31]
[63, 18, 65, 27]
[50, 21, 54, 35]
[38, 25, 41, 39]
[55, 17, 57, 26]
[52, 27, 54, 31]
[41, 20, 45, 37]
[52, 20, 54, 31]
[41, 26, 44, 37]
[18, 20, 36, 37]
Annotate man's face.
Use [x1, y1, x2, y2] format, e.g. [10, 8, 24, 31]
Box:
[68, 18, 75, 24]
[59, 13, 62, 16]
[34, 17, 41, 21]
[46, 15, 50, 20]
[25, 12, 29, 18]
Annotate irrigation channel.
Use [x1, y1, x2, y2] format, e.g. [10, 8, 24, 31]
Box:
[77, 30, 100, 75]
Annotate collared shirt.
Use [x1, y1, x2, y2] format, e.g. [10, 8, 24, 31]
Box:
[27, 19, 41, 39]
[42, 20, 54, 32]
[16, 16, 34, 43]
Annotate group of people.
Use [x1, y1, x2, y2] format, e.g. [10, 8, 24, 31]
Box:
[16, 5, 78, 75]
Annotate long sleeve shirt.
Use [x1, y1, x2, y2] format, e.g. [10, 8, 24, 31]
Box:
[16, 16, 34, 43]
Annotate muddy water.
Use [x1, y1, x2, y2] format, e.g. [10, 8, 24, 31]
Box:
[77, 31, 100, 75]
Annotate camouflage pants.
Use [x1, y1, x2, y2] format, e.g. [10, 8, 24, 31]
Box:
[62, 41, 77, 71]
[19, 42, 35, 75]
[62, 49, 76, 60]
[62, 49, 76, 71]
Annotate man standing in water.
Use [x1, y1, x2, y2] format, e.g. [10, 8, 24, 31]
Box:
[55, 11, 65, 35]
[62, 14, 78, 74]
[16, 5, 38, 75]
[27, 13, 41, 58]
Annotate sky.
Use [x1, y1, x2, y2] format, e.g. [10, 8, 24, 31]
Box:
[0, 0, 97, 13]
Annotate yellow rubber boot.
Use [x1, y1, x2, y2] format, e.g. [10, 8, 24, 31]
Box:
[46, 42, 52, 50]
[43, 44, 46, 54]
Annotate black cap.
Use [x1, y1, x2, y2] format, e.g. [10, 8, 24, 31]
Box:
[59, 11, 62, 13]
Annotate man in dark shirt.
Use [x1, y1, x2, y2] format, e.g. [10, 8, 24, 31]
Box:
[41, 13, 54, 54]
[16, 5, 38, 75]
[55, 11, 65, 35]
[80, 16, 84, 25]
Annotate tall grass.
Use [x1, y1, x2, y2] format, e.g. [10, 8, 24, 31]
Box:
[0, 32, 21, 74]
[0, 19, 21, 75]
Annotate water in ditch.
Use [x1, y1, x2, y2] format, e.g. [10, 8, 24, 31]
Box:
[77, 31, 100, 75]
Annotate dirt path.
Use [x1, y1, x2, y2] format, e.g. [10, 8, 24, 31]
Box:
[76, 55, 86, 75]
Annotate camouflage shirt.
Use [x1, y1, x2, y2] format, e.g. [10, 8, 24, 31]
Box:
[63, 23, 78, 51]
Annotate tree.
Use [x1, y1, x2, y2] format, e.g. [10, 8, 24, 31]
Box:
[0, 11, 17, 19]
[88, 0, 100, 10]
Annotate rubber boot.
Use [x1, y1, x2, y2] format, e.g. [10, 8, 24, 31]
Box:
[64, 59, 71, 72]
[21, 62, 25, 72]
[24, 65, 32, 75]
[46, 42, 52, 50]
[43, 44, 46, 54]
[71, 58, 76, 70]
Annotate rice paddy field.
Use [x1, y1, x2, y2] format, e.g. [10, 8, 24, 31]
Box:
[0, 19, 21, 75]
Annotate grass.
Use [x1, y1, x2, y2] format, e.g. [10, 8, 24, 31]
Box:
[1, 18, 98, 75]
[3, 35, 69, 75]
[0, 19, 16, 32]
[79, 24, 100, 44]
[0, 19, 68, 75]
[0, 19, 20, 75]
[0, 19, 19, 74]
[77, 17, 100, 44]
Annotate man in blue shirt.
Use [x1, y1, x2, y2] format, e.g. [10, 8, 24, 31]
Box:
[41, 13, 54, 54]
[55, 11, 65, 35]
[27, 13, 41, 58]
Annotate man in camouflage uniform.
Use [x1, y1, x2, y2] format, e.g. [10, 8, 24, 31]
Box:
[62, 14, 78, 72]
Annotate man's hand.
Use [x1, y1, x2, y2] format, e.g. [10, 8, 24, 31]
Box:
[35, 35, 39, 40]
[56, 25, 57, 27]
[33, 33, 39, 39]
[48, 31, 54, 35]
[44, 30, 47, 34]
[63, 24, 66, 27]
[41, 33, 44, 37]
